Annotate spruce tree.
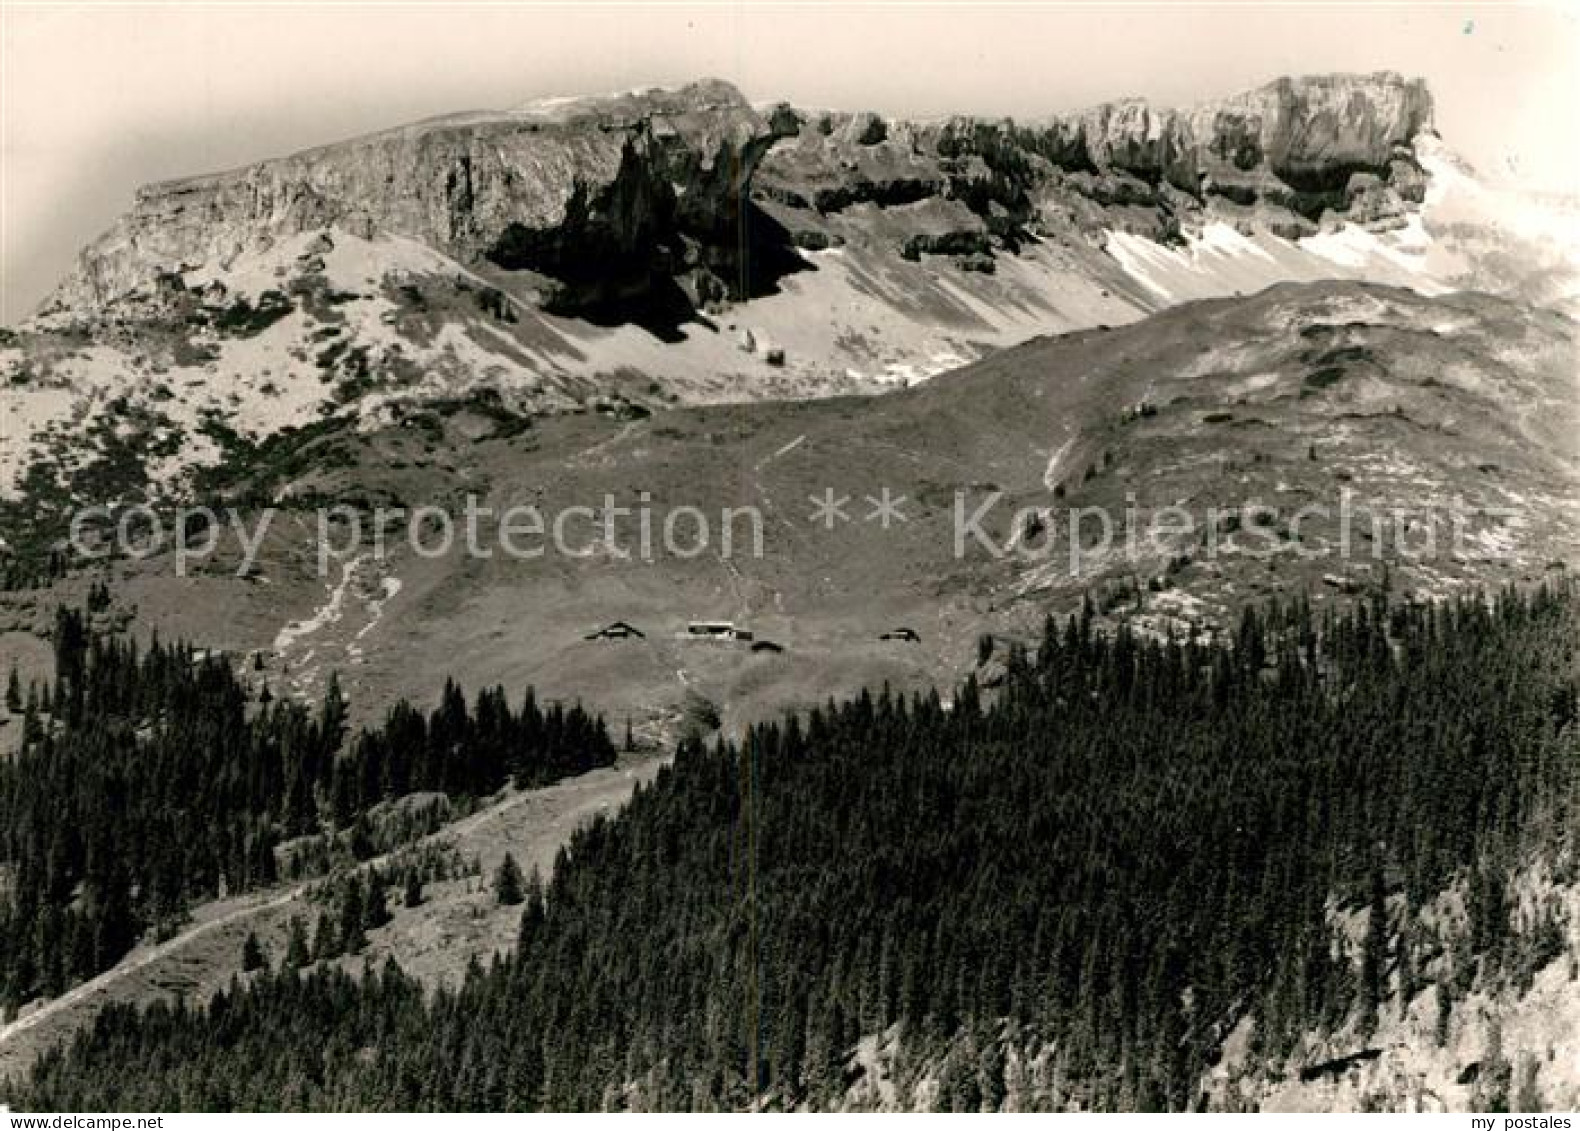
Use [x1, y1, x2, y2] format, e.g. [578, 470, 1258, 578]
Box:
[363, 880, 392, 931]
[1360, 865, 1388, 1034]
[311, 912, 339, 962]
[284, 916, 311, 969]
[241, 931, 267, 973]
[494, 853, 525, 907]
[340, 878, 367, 955]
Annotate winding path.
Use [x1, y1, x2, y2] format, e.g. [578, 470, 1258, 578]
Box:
[0, 753, 668, 1075]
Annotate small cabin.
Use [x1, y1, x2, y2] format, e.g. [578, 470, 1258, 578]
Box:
[879, 627, 921, 643]
[586, 621, 645, 641]
[687, 621, 751, 641]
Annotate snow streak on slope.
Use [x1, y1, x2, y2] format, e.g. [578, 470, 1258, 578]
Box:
[1105, 219, 1445, 307]
[1102, 137, 1580, 315]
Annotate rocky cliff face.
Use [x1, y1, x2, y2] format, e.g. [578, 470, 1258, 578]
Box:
[48, 73, 1432, 325]
[1209, 72, 1434, 185]
[48, 79, 790, 324]
[755, 72, 1433, 260]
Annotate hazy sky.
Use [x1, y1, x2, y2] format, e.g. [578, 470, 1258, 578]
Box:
[3, 1, 1577, 322]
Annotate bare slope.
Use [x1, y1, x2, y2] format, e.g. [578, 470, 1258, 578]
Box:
[0, 750, 668, 1082]
[61, 281, 1580, 738]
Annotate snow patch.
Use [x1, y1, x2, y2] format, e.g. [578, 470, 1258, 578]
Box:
[274, 554, 367, 652]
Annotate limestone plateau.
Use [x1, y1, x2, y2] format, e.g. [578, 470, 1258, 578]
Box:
[51, 73, 1433, 323]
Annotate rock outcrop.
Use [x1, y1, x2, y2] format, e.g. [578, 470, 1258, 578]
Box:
[755, 72, 1434, 258]
[48, 79, 789, 324]
[48, 73, 1434, 325]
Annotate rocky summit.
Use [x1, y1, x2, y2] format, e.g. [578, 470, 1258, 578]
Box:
[50, 73, 1434, 323]
[48, 79, 783, 323]
[757, 71, 1434, 253]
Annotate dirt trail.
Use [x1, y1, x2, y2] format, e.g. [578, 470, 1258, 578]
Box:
[0, 751, 668, 1079]
[0, 887, 308, 1050]
[570, 420, 639, 466]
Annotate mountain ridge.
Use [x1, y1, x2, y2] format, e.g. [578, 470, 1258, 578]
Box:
[2, 70, 1574, 564]
[43, 72, 1432, 321]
